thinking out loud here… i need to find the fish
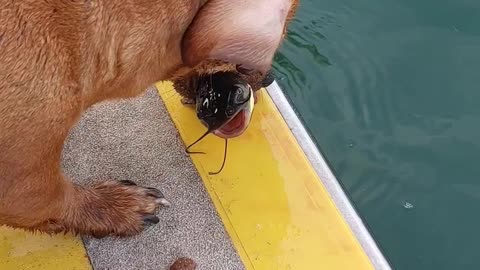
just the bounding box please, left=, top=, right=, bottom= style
left=185, top=71, right=257, bottom=175
left=196, top=71, right=255, bottom=138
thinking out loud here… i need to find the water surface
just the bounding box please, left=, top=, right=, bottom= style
left=273, top=1, right=480, bottom=269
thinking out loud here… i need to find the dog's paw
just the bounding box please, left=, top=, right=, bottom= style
left=74, top=180, right=170, bottom=238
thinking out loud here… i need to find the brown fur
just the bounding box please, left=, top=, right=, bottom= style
left=0, top=0, right=298, bottom=237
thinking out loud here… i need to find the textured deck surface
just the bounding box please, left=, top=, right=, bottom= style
left=62, top=88, right=244, bottom=270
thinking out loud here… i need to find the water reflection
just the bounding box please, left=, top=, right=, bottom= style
left=273, top=0, right=480, bottom=269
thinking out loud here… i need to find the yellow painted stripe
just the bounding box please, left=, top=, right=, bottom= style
left=0, top=226, right=91, bottom=270
left=156, top=81, right=374, bottom=270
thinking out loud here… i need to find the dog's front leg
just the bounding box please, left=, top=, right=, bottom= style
left=1, top=168, right=169, bottom=237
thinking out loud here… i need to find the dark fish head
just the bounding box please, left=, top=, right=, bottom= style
left=196, top=71, right=254, bottom=138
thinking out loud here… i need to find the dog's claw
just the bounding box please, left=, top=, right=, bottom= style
left=146, top=187, right=164, bottom=198
left=146, top=187, right=170, bottom=207
left=119, top=180, right=137, bottom=186
left=156, top=198, right=171, bottom=207
left=119, top=180, right=170, bottom=207
left=143, top=215, right=160, bottom=225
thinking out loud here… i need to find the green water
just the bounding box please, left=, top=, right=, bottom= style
left=273, top=1, right=480, bottom=269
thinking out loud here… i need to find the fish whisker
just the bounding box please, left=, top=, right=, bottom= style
left=185, top=130, right=211, bottom=154
left=208, top=138, right=228, bottom=175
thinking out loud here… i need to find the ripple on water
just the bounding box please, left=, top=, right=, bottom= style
left=273, top=0, right=480, bottom=269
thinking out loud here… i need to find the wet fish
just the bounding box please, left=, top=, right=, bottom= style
left=185, top=70, right=274, bottom=174
left=185, top=71, right=254, bottom=175
left=197, top=71, right=255, bottom=138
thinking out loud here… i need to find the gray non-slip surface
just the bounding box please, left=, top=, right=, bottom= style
left=61, top=88, right=244, bottom=270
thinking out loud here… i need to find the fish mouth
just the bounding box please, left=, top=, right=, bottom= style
left=213, top=89, right=255, bottom=139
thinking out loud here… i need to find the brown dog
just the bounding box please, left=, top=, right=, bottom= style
left=0, top=0, right=298, bottom=238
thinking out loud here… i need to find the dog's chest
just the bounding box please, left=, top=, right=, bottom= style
left=162, top=0, right=205, bottom=34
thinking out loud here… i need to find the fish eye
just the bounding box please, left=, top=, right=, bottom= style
left=232, top=84, right=251, bottom=104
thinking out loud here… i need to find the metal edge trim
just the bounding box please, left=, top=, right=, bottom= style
left=265, top=81, right=392, bottom=270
